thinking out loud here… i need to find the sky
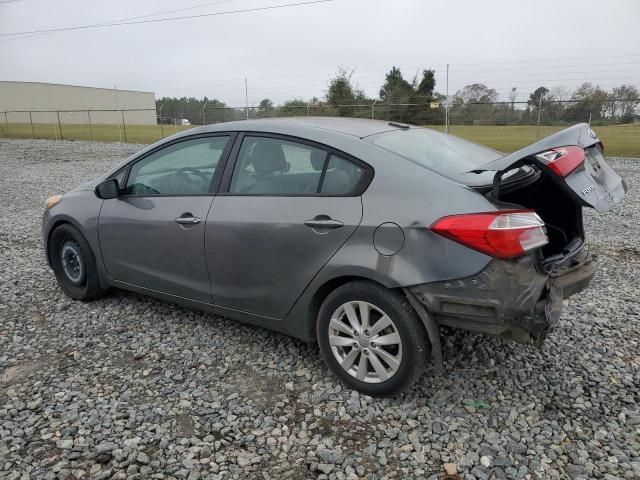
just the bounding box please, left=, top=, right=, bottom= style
left=1, top=0, right=639, bottom=106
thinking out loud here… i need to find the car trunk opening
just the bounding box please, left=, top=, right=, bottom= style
left=471, top=123, right=626, bottom=264
left=492, top=169, right=584, bottom=262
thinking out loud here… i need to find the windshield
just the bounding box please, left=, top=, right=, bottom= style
left=367, top=128, right=502, bottom=180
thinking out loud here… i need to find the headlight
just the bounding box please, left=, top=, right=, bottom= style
left=46, top=195, right=62, bottom=209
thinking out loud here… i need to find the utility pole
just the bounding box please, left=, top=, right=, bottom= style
left=244, top=78, right=249, bottom=119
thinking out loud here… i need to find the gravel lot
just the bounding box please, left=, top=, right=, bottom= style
left=1, top=138, right=639, bottom=480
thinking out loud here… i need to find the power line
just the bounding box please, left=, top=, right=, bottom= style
left=5, top=0, right=239, bottom=41
left=0, top=0, right=333, bottom=37
left=451, top=53, right=640, bottom=66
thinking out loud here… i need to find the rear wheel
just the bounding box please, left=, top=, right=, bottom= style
left=317, top=281, right=428, bottom=396
left=50, top=224, right=106, bottom=301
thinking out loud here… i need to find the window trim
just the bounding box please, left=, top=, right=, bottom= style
left=111, top=132, right=237, bottom=198
left=218, top=131, right=374, bottom=197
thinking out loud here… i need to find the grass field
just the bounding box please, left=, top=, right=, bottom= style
left=0, top=122, right=193, bottom=145
left=433, top=123, right=640, bottom=157
left=1, top=121, right=639, bottom=157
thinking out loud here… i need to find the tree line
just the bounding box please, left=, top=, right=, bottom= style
left=156, top=67, right=640, bottom=126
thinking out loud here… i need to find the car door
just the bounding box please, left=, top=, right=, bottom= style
left=205, top=134, right=369, bottom=319
left=98, top=134, right=234, bottom=303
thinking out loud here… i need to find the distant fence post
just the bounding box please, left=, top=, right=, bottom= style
left=57, top=111, right=63, bottom=140
left=121, top=110, right=128, bottom=143
left=202, top=101, right=208, bottom=125
left=87, top=110, right=93, bottom=141
left=29, top=111, right=35, bottom=138
left=4, top=112, right=9, bottom=137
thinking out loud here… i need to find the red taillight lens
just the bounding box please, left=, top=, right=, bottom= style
left=430, top=210, right=548, bottom=259
left=536, top=146, right=585, bottom=177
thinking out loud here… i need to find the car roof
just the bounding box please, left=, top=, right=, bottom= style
left=189, top=116, right=408, bottom=139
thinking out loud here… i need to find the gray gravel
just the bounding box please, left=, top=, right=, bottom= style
left=1, top=138, right=639, bottom=480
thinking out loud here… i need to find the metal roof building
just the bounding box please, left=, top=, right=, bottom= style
left=0, top=81, right=156, bottom=125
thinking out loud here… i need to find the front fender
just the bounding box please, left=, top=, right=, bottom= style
left=42, top=190, right=109, bottom=287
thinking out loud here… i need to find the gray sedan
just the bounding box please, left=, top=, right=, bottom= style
left=42, top=117, right=626, bottom=396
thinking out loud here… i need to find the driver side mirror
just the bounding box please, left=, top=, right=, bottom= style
left=95, top=179, right=120, bottom=199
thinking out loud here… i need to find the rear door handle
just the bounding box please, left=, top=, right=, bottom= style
left=175, top=215, right=201, bottom=225
left=304, top=217, right=344, bottom=229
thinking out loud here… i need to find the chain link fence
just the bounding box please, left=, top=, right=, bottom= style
left=2, top=99, right=638, bottom=155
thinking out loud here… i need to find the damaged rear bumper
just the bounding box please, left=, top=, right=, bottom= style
left=405, top=248, right=595, bottom=345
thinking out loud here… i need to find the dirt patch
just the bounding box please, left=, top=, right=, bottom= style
left=1, top=360, right=47, bottom=384
left=226, top=364, right=286, bottom=409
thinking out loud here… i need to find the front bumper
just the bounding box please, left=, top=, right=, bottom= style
left=406, top=249, right=595, bottom=345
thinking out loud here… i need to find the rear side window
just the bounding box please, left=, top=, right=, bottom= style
left=229, top=136, right=370, bottom=196
left=368, top=128, right=501, bottom=178
left=320, top=155, right=364, bottom=194
left=230, top=137, right=325, bottom=194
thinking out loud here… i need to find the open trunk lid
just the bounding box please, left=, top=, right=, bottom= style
left=472, top=123, right=627, bottom=213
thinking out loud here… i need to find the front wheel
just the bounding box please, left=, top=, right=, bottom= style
left=49, top=224, right=107, bottom=301
left=316, top=281, right=429, bottom=396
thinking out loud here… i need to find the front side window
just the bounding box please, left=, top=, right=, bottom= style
left=110, top=167, right=128, bottom=188
left=229, top=136, right=327, bottom=195
left=124, top=136, right=229, bottom=196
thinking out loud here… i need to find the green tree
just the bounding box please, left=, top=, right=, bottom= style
left=379, top=66, right=414, bottom=103
left=378, top=67, right=414, bottom=123
left=456, top=84, right=499, bottom=103
left=528, top=86, right=549, bottom=110
left=611, top=85, right=640, bottom=122
left=278, top=99, right=307, bottom=117
left=415, top=69, right=435, bottom=97
left=257, top=98, right=275, bottom=118
left=326, top=68, right=361, bottom=116
left=452, top=84, right=498, bottom=124
left=155, top=96, right=227, bottom=125
left=563, top=82, right=608, bottom=122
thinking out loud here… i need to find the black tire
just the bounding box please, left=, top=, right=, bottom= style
left=49, top=223, right=106, bottom=301
left=316, top=280, right=429, bottom=397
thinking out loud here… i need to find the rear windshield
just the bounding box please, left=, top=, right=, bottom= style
left=367, top=128, right=502, bottom=179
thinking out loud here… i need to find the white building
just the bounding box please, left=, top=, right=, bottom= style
left=0, top=81, right=157, bottom=125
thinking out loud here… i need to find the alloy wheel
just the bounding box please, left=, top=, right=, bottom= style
left=328, top=301, right=403, bottom=383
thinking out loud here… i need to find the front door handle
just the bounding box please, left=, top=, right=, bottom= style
left=304, top=216, right=344, bottom=230
left=175, top=215, right=201, bottom=225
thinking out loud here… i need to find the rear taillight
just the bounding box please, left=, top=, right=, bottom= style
left=430, top=210, right=548, bottom=259
left=536, top=145, right=585, bottom=177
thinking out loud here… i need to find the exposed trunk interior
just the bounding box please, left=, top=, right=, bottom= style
left=491, top=168, right=584, bottom=263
